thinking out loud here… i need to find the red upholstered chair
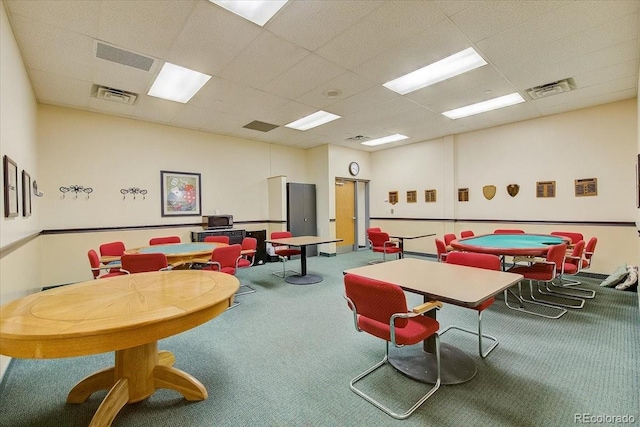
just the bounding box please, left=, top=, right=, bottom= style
left=120, top=253, right=171, bottom=274
left=434, top=238, right=448, bottom=262
left=236, top=237, right=257, bottom=295
left=204, top=235, right=230, bottom=244
left=551, top=240, right=595, bottom=299
left=508, top=243, right=579, bottom=317
left=443, top=233, right=456, bottom=246
left=87, top=250, right=127, bottom=279
left=99, top=241, right=126, bottom=273
left=550, top=231, right=584, bottom=244
left=368, top=231, right=402, bottom=264
left=460, top=230, right=475, bottom=238
left=344, top=273, right=442, bottom=420
left=581, top=237, right=598, bottom=272
left=493, top=229, right=525, bottom=234
left=444, top=252, right=501, bottom=358
left=270, top=231, right=301, bottom=278
left=202, top=244, right=242, bottom=309
left=366, top=227, right=396, bottom=249
left=149, top=236, right=181, bottom=245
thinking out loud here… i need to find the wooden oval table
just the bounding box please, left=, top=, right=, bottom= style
left=0, top=270, right=239, bottom=427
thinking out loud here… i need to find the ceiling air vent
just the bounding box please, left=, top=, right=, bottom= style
left=243, top=120, right=279, bottom=132
left=95, top=41, right=155, bottom=72
left=346, top=135, right=371, bottom=143
left=93, top=85, right=138, bottom=105
left=526, top=78, right=576, bottom=100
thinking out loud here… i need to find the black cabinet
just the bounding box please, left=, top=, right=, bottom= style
left=245, top=230, right=267, bottom=265
left=287, top=183, right=317, bottom=257
left=191, top=229, right=245, bottom=245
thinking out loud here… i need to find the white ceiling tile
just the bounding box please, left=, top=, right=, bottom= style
left=218, top=31, right=309, bottom=89
left=6, top=0, right=101, bottom=37
left=97, top=0, right=197, bottom=58
left=29, top=70, right=92, bottom=108
left=433, top=0, right=479, bottom=17
left=315, top=1, right=447, bottom=69
left=295, top=72, right=377, bottom=110
left=165, top=1, right=262, bottom=76
left=327, top=86, right=399, bottom=117
left=267, top=1, right=385, bottom=51
left=262, top=54, right=346, bottom=100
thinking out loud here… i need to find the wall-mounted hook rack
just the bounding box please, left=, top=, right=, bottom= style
left=32, top=180, right=44, bottom=197
left=120, top=187, right=147, bottom=200
left=60, top=185, right=93, bottom=199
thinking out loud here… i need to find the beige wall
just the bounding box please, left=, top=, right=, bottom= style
left=370, top=100, right=638, bottom=274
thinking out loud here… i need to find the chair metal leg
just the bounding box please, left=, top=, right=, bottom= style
left=236, top=284, right=256, bottom=296
left=530, top=280, right=585, bottom=309
left=439, top=310, right=498, bottom=359
left=349, top=338, right=441, bottom=420
left=551, top=277, right=596, bottom=299
left=272, top=256, right=299, bottom=278
left=503, top=288, right=567, bottom=319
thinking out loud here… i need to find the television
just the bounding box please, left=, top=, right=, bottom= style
left=203, top=215, right=233, bottom=230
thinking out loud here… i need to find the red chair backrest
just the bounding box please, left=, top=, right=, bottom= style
left=149, top=236, right=181, bottom=245
left=584, top=237, right=597, bottom=260
left=271, top=231, right=292, bottom=240
left=121, top=253, right=168, bottom=274
left=565, top=240, right=585, bottom=267
left=368, top=231, right=390, bottom=247
left=204, top=235, right=230, bottom=244
left=446, top=251, right=501, bottom=271
left=366, top=227, right=381, bottom=239
left=460, top=230, right=475, bottom=238
left=344, top=273, right=409, bottom=330
left=443, top=233, right=457, bottom=246
left=493, top=229, right=525, bottom=234
left=211, top=244, right=242, bottom=274
left=550, top=231, right=584, bottom=244
left=87, top=249, right=101, bottom=279
left=546, top=244, right=568, bottom=275
left=241, top=237, right=257, bottom=251
left=434, top=238, right=447, bottom=261
left=99, top=241, right=125, bottom=257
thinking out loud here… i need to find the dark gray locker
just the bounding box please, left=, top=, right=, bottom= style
left=287, top=183, right=317, bottom=257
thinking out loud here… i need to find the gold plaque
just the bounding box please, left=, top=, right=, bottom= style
left=507, top=184, right=519, bottom=197
left=482, top=185, right=496, bottom=200
left=458, top=188, right=469, bottom=202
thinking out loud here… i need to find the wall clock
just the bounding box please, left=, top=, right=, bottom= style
left=348, top=161, right=360, bottom=176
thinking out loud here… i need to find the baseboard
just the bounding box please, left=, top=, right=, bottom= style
left=319, top=252, right=336, bottom=257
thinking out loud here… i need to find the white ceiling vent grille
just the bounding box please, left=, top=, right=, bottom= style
left=95, top=41, right=155, bottom=72
left=93, top=85, right=138, bottom=105
left=526, top=78, right=576, bottom=100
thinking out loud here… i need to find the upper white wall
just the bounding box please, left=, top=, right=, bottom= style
left=36, top=105, right=309, bottom=230
left=0, top=0, right=39, bottom=246
left=370, top=99, right=637, bottom=223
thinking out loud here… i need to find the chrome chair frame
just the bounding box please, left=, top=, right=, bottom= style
left=345, top=295, right=441, bottom=420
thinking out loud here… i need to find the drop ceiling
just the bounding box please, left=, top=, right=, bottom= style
left=4, top=0, right=639, bottom=151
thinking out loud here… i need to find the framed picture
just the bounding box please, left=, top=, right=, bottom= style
left=22, top=170, right=31, bottom=217
left=160, top=170, right=201, bottom=217
left=3, top=155, right=18, bottom=218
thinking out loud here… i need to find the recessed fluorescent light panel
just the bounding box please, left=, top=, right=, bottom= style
left=148, top=62, right=211, bottom=103
left=210, top=0, right=288, bottom=26
left=383, top=48, right=487, bottom=95
left=361, top=134, right=409, bottom=147
left=442, top=93, right=525, bottom=119
left=285, top=111, right=341, bottom=131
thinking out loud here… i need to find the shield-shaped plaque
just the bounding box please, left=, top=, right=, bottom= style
left=483, top=185, right=496, bottom=200
left=507, top=184, right=520, bottom=197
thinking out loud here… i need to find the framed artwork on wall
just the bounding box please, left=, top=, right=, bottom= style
left=160, top=170, right=201, bottom=217
left=22, top=170, right=31, bottom=217
left=3, top=155, right=19, bottom=218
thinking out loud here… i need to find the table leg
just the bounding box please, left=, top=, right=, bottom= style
left=285, top=246, right=323, bottom=285
left=388, top=297, right=477, bottom=385
left=398, top=238, right=404, bottom=259
left=68, top=342, right=207, bottom=427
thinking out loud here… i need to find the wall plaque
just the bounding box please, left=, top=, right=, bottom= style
left=574, top=178, right=597, bottom=197
left=536, top=181, right=555, bottom=198
left=425, top=189, right=436, bottom=203
left=458, top=188, right=469, bottom=202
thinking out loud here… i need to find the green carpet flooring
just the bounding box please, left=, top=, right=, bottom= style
left=0, top=251, right=638, bottom=427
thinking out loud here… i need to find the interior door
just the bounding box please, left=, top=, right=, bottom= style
left=335, top=180, right=355, bottom=254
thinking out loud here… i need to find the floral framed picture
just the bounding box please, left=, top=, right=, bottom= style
left=22, top=170, right=31, bottom=217
left=160, top=170, right=201, bottom=217
left=3, top=155, right=18, bottom=218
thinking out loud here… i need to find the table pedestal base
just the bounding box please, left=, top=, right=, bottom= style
left=67, top=343, right=206, bottom=427
left=285, top=273, right=323, bottom=285
left=389, top=342, right=476, bottom=385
